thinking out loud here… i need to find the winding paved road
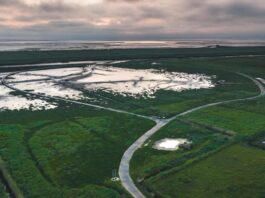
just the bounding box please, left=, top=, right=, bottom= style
left=118, top=73, right=265, bottom=198
left=1, top=68, right=265, bottom=198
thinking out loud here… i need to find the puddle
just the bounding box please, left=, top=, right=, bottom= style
left=111, top=177, right=120, bottom=182
left=153, top=138, right=192, bottom=151
left=152, top=62, right=160, bottom=65
left=111, top=60, right=128, bottom=64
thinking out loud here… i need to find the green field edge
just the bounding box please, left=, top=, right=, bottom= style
left=0, top=157, right=24, bottom=198
left=2, top=47, right=265, bottom=67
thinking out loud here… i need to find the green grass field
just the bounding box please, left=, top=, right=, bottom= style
left=0, top=104, right=154, bottom=197
left=1, top=47, right=265, bottom=67
left=130, top=120, right=231, bottom=181
left=130, top=96, right=265, bottom=197
left=0, top=182, right=8, bottom=198
left=0, top=49, right=265, bottom=197
left=61, top=56, right=262, bottom=118
left=83, top=55, right=265, bottom=118
left=146, top=144, right=265, bottom=198
left=126, top=54, right=265, bottom=197
left=184, top=98, right=265, bottom=137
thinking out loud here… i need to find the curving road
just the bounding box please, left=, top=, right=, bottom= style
left=1, top=68, right=265, bottom=198
left=118, top=73, right=265, bottom=198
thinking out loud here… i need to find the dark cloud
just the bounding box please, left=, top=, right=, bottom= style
left=0, top=0, right=265, bottom=40
left=204, top=2, right=265, bottom=19
left=37, top=2, right=74, bottom=13
left=180, top=1, right=265, bottom=32
left=139, top=5, right=166, bottom=19
left=0, top=0, right=20, bottom=5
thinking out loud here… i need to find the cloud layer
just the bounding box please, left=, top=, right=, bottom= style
left=1, top=0, right=265, bottom=40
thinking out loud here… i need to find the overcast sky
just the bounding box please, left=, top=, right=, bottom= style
left=1, top=0, right=265, bottom=40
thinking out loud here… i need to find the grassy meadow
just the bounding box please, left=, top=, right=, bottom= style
left=1, top=47, right=265, bottom=67
left=131, top=97, right=265, bottom=197
left=130, top=120, right=232, bottom=192
left=146, top=144, right=265, bottom=198
left=127, top=54, right=265, bottom=197
left=0, top=104, right=154, bottom=197
left=0, top=48, right=265, bottom=197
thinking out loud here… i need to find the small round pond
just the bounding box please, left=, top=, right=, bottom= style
left=153, top=138, right=192, bottom=151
